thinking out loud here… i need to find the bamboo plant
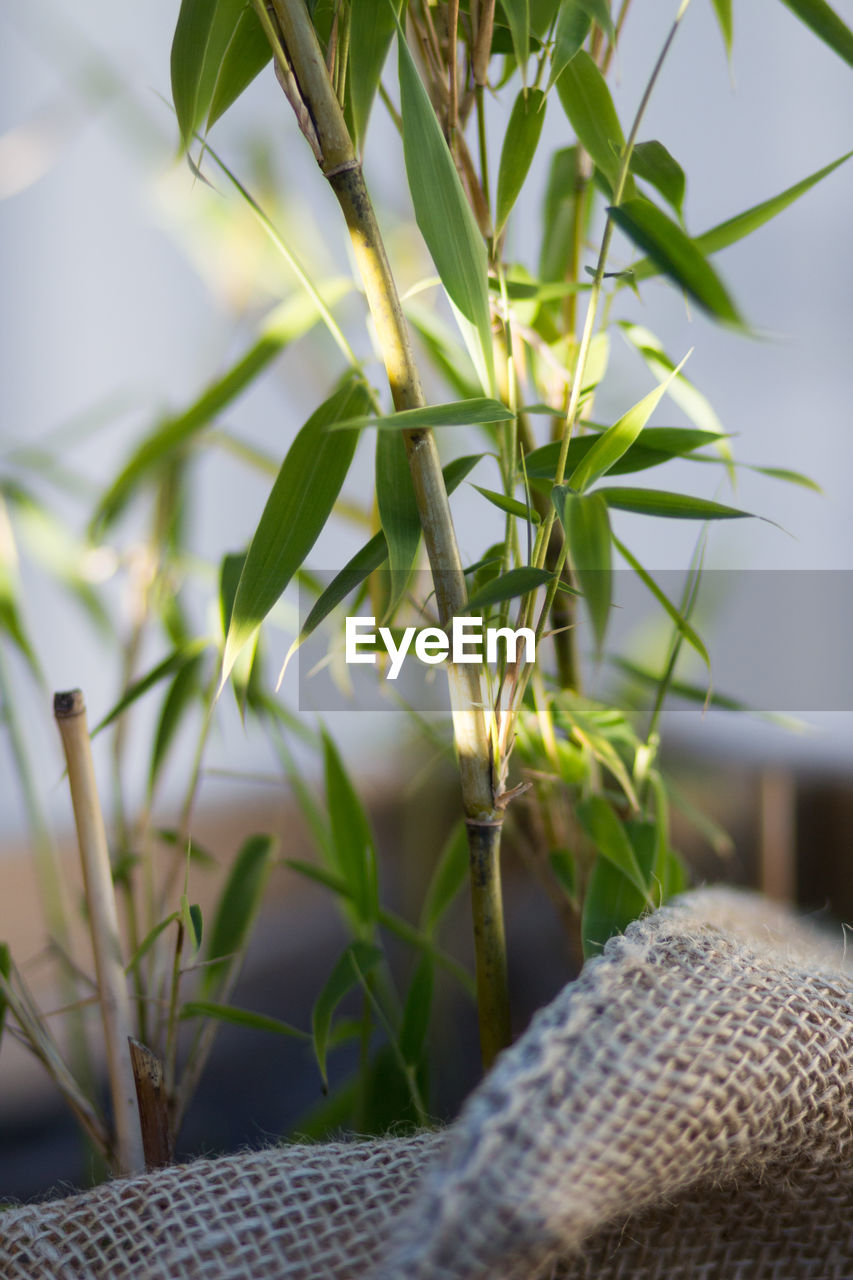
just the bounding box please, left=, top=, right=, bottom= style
left=0, top=0, right=850, bottom=1177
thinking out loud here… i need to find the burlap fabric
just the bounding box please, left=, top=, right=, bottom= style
left=3, top=887, right=853, bottom=1278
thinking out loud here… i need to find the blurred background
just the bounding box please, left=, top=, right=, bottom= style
left=1, top=0, right=852, bottom=1201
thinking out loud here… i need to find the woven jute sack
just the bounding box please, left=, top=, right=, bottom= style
left=3, top=887, right=853, bottom=1279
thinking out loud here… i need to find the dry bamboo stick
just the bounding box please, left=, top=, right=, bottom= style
left=54, top=689, right=145, bottom=1175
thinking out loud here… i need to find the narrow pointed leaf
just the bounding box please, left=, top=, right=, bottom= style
left=496, top=89, right=547, bottom=233
left=629, top=152, right=853, bottom=283
left=502, top=0, right=531, bottom=77
left=549, top=7, right=591, bottom=88
left=171, top=0, right=250, bottom=149
left=472, top=485, right=541, bottom=524
left=201, top=834, right=277, bottom=997
left=710, top=0, right=733, bottom=55
left=329, top=398, right=513, bottom=431
left=555, top=488, right=612, bottom=655
left=630, top=140, right=686, bottom=217
left=223, top=376, right=370, bottom=684
left=619, top=323, right=726, bottom=437
left=95, top=292, right=346, bottom=530
left=597, top=487, right=755, bottom=519
left=525, top=427, right=723, bottom=480
left=376, top=430, right=420, bottom=614
left=568, top=355, right=689, bottom=492
left=398, top=32, right=494, bottom=387
left=323, top=731, right=379, bottom=927
left=576, top=794, right=651, bottom=899
left=312, top=941, right=384, bottom=1088
left=206, top=6, right=273, bottom=129
left=348, top=0, right=398, bottom=147
left=610, top=198, right=741, bottom=324
left=148, top=650, right=207, bottom=799
left=289, top=455, right=483, bottom=659
left=465, top=565, right=553, bottom=612
left=181, top=1000, right=310, bottom=1039
left=555, top=50, right=633, bottom=197
left=777, top=0, right=853, bottom=67
left=125, top=913, right=180, bottom=977
left=92, top=640, right=210, bottom=737
left=612, top=534, right=710, bottom=671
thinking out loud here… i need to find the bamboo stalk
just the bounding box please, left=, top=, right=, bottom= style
left=266, top=0, right=511, bottom=1064
left=54, top=689, right=145, bottom=1175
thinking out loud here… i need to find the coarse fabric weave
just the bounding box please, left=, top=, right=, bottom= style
left=3, top=887, right=853, bottom=1279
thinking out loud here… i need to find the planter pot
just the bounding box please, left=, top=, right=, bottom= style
left=3, top=887, right=852, bottom=1278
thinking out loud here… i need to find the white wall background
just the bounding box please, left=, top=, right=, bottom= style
left=1, top=0, right=853, bottom=843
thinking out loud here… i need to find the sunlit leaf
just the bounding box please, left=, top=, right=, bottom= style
left=526, top=427, right=725, bottom=480
left=610, top=198, right=741, bottom=324
left=312, top=940, right=383, bottom=1088
left=349, top=0, right=399, bottom=147
left=201, top=833, right=277, bottom=997
left=398, top=30, right=494, bottom=388
left=222, top=376, right=370, bottom=685
left=568, top=354, right=689, bottom=492
left=496, top=89, right=547, bottom=233
left=710, top=0, right=733, bottom=55
left=171, top=0, right=254, bottom=149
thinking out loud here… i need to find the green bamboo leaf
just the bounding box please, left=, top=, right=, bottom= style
left=496, top=89, right=547, bottom=233
left=609, top=198, right=741, bottom=324
left=502, top=0, right=531, bottom=79
left=329, top=398, right=513, bottom=431
left=611, top=534, right=711, bottom=672
left=404, top=300, right=481, bottom=400
left=710, top=0, right=733, bottom=55
left=628, top=153, right=853, bottom=284
left=92, top=639, right=210, bottom=737
left=312, top=941, right=384, bottom=1088
left=420, top=820, right=469, bottom=934
left=283, top=454, right=484, bottom=674
left=399, top=953, right=434, bottom=1067
left=619, top=323, right=726, bottom=438
left=777, top=0, right=853, bottom=67
left=323, top=730, right=379, bottom=928
left=148, top=651, right=207, bottom=799
left=376, top=430, right=420, bottom=617
left=568, top=354, right=689, bottom=492
left=0, top=544, right=41, bottom=683
left=576, top=795, right=650, bottom=899
left=125, top=913, right=180, bottom=977
left=548, top=849, right=578, bottom=904
left=180, top=894, right=204, bottom=954
left=555, top=488, right=612, bottom=655
left=597, top=487, right=755, bottom=520
left=465, top=565, right=554, bottom=612
left=201, top=833, right=277, bottom=997
left=181, top=1000, right=310, bottom=1040
left=749, top=465, right=821, bottom=492
left=581, top=856, right=646, bottom=959
left=555, top=50, right=633, bottom=197
left=95, top=291, right=347, bottom=531
left=285, top=858, right=350, bottom=900
left=472, top=485, right=541, bottom=524
left=630, top=140, right=686, bottom=217
left=549, top=7, right=591, bottom=89
left=349, top=0, right=399, bottom=147
left=398, top=30, right=494, bottom=389
left=525, top=427, right=723, bottom=480
left=171, top=0, right=249, bottom=150
left=222, top=376, right=371, bottom=685
left=206, top=5, right=273, bottom=129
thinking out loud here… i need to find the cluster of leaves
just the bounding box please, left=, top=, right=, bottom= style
left=1, top=0, right=850, bottom=1172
